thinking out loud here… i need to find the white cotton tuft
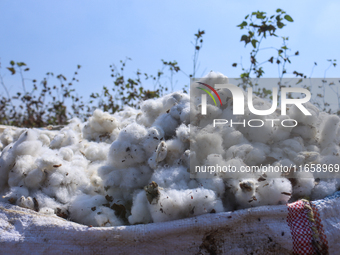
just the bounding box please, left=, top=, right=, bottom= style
left=148, top=187, right=224, bottom=223
left=128, top=190, right=153, bottom=224
left=17, top=196, right=35, bottom=210
left=82, top=109, right=119, bottom=142
left=319, top=115, right=340, bottom=148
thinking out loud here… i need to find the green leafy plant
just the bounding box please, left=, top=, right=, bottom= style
left=232, top=9, right=339, bottom=114
left=0, top=61, right=85, bottom=127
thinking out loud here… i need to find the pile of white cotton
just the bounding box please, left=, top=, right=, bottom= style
left=0, top=72, right=339, bottom=227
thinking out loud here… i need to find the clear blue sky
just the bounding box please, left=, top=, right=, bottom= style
left=1, top=0, right=339, bottom=101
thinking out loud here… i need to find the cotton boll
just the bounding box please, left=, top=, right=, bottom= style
left=243, top=94, right=278, bottom=137
left=198, top=71, right=229, bottom=89
left=291, top=172, right=315, bottom=200
left=179, top=101, right=191, bottom=124
left=298, top=151, right=320, bottom=163
left=67, top=118, right=83, bottom=133
left=87, top=165, right=104, bottom=192
left=175, top=124, right=190, bottom=144
left=35, top=151, right=63, bottom=172
left=42, top=161, right=92, bottom=203
left=169, top=103, right=183, bottom=120
left=97, top=164, right=116, bottom=180
left=128, top=190, right=153, bottom=224
left=218, top=99, right=238, bottom=123
left=117, top=107, right=141, bottom=126
left=7, top=155, right=35, bottom=188
left=287, top=102, right=319, bottom=126
left=94, top=206, right=123, bottom=227
left=291, top=125, right=317, bottom=141
left=138, top=91, right=186, bottom=127
left=163, top=92, right=184, bottom=111
left=307, top=145, right=320, bottom=153
left=34, top=191, right=65, bottom=212
left=198, top=105, right=223, bottom=128
left=271, top=116, right=294, bottom=143
left=226, top=144, right=261, bottom=165
left=69, top=194, right=111, bottom=226
left=190, top=128, right=224, bottom=167
left=0, top=128, right=15, bottom=148
left=118, top=123, right=148, bottom=142
left=221, top=158, right=249, bottom=179
left=101, top=165, right=152, bottom=201
left=179, top=150, right=190, bottom=169
left=70, top=153, right=89, bottom=170
left=118, top=165, right=153, bottom=191
left=38, top=133, right=51, bottom=146
left=17, top=196, right=35, bottom=210
left=234, top=179, right=257, bottom=209
left=163, top=139, right=185, bottom=166
left=311, top=179, right=338, bottom=200
left=244, top=142, right=270, bottom=166
left=151, top=166, right=191, bottom=190
left=2, top=186, right=29, bottom=202
left=0, top=128, right=24, bottom=148
left=138, top=98, right=164, bottom=127
left=220, top=126, right=244, bottom=149
left=319, top=115, right=340, bottom=148
left=148, top=141, right=167, bottom=169
left=8, top=129, right=42, bottom=157
left=49, top=133, right=66, bottom=149
left=272, top=159, right=296, bottom=176
left=59, top=147, right=74, bottom=161
left=39, top=129, right=58, bottom=141
left=198, top=178, right=225, bottom=197
left=49, top=128, right=80, bottom=149
left=232, top=175, right=292, bottom=209
left=107, top=124, right=148, bottom=169
left=153, top=113, right=179, bottom=137
left=204, top=153, right=225, bottom=166
left=202, top=154, right=232, bottom=179
left=82, top=109, right=119, bottom=142
left=215, top=86, right=233, bottom=110
left=292, top=154, right=306, bottom=166
left=15, top=140, right=43, bottom=157
left=316, top=155, right=340, bottom=179
left=108, top=140, right=145, bottom=168
left=256, top=178, right=292, bottom=205
left=43, top=182, right=69, bottom=204
left=148, top=188, right=224, bottom=223
left=142, top=126, right=165, bottom=158
left=320, top=143, right=340, bottom=156
left=318, top=154, right=340, bottom=166
left=240, top=117, right=274, bottom=144
left=83, top=142, right=110, bottom=162
left=25, top=168, right=45, bottom=189
left=100, top=168, right=119, bottom=190
left=281, top=137, right=305, bottom=153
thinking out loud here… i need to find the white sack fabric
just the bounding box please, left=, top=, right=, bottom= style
left=1, top=192, right=340, bottom=254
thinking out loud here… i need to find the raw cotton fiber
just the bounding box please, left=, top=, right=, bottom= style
left=1, top=72, right=339, bottom=226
